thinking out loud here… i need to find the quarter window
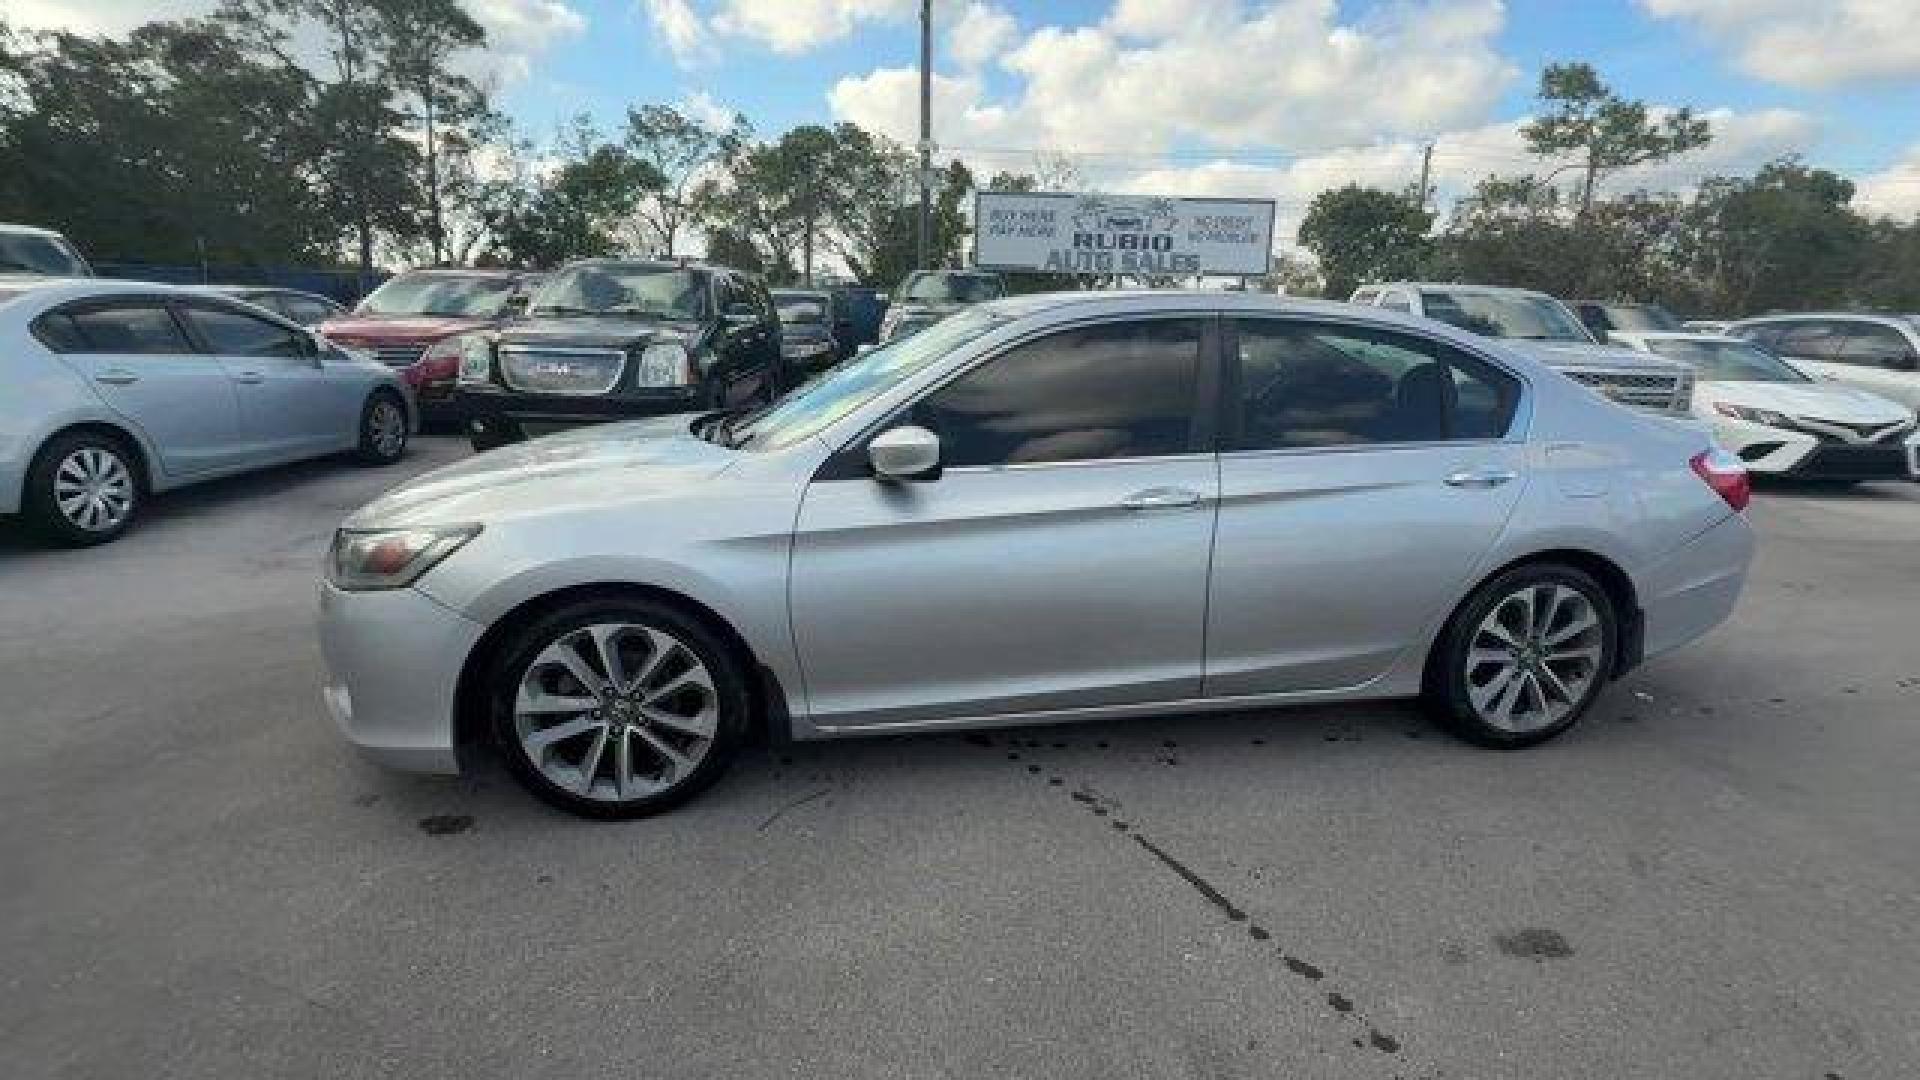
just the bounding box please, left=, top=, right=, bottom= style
left=183, top=305, right=309, bottom=357
left=1229, top=320, right=1518, bottom=450
left=54, top=303, right=193, bottom=354
left=910, top=318, right=1205, bottom=467
left=1830, top=323, right=1916, bottom=368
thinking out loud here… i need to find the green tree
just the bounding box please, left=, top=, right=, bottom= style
left=493, top=117, right=664, bottom=267
left=1296, top=185, right=1433, bottom=299
left=380, top=0, right=488, bottom=265
left=1522, top=62, right=1711, bottom=214
left=622, top=103, right=749, bottom=258
left=1683, top=158, right=1870, bottom=316
left=0, top=19, right=336, bottom=265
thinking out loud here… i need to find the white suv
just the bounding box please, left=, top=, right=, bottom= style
left=0, top=223, right=92, bottom=279
left=1726, top=312, right=1920, bottom=411
left=1352, top=282, right=1695, bottom=416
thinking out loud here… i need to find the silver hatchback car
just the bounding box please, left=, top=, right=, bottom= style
left=1, top=279, right=413, bottom=545
left=321, top=292, right=1754, bottom=818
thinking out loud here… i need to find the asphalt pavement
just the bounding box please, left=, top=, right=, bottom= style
left=3, top=437, right=1917, bottom=1080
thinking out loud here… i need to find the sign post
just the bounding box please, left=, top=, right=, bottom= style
left=973, top=192, right=1276, bottom=278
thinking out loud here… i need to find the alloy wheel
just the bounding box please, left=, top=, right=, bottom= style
left=1464, top=582, right=1605, bottom=733
left=513, top=622, right=719, bottom=801
left=369, top=398, right=406, bottom=457
left=52, top=447, right=134, bottom=533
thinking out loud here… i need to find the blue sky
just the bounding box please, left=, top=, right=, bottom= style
left=22, top=0, right=1920, bottom=223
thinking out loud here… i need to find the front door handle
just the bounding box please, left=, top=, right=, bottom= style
left=1445, top=468, right=1519, bottom=489
left=94, top=369, right=139, bottom=386
left=1120, top=486, right=1203, bottom=511
left=233, top=371, right=265, bottom=385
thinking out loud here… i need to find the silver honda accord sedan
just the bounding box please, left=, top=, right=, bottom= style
left=320, top=291, right=1754, bottom=818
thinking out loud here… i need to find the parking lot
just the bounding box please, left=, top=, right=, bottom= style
left=2, top=435, right=1917, bottom=1080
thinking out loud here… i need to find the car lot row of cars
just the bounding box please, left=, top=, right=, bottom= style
left=1348, top=282, right=1920, bottom=483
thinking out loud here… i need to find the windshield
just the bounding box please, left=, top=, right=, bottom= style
left=1421, top=291, right=1590, bottom=342
left=532, top=265, right=706, bottom=319
left=1599, top=305, right=1681, bottom=332
left=734, top=307, right=1005, bottom=453
left=773, top=293, right=827, bottom=323
left=0, top=233, right=87, bottom=276
left=1647, top=339, right=1810, bottom=383
left=900, top=272, right=1003, bottom=304
left=359, top=274, right=516, bottom=318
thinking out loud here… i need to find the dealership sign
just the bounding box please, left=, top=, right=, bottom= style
left=974, top=192, right=1276, bottom=276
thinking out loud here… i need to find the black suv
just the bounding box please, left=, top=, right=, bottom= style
left=457, top=259, right=784, bottom=451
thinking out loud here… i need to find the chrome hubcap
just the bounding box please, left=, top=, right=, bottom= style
left=514, top=622, right=718, bottom=801
left=1465, top=583, right=1604, bottom=733
left=369, top=400, right=405, bottom=456
left=52, top=447, right=134, bottom=531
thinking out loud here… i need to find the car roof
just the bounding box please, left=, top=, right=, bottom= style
left=1615, top=331, right=1745, bottom=343
left=1373, top=281, right=1556, bottom=299
left=1732, top=311, right=1916, bottom=325
left=389, top=267, right=528, bottom=279
left=0, top=277, right=279, bottom=308
left=0, top=222, right=67, bottom=238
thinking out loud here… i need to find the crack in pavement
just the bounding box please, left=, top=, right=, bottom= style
left=963, top=732, right=1427, bottom=1075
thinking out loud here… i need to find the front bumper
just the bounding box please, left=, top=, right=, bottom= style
left=318, top=581, right=485, bottom=774
left=1710, top=419, right=1917, bottom=478
left=458, top=384, right=702, bottom=447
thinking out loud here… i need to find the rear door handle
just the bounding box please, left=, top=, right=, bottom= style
left=233, top=371, right=265, bottom=385
left=94, top=369, right=138, bottom=386
left=1445, top=468, right=1518, bottom=489
left=1120, top=486, right=1203, bottom=511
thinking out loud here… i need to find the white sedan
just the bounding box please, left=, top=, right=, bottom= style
left=1614, top=332, right=1918, bottom=481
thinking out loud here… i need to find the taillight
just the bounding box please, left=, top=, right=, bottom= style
left=1690, top=447, right=1751, bottom=513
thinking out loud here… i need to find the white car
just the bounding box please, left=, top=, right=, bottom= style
left=0, top=222, right=92, bottom=278
left=1728, top=312, right=1920, bottom=411
left=1349, top=282, right=1696, bottom=416
left=1614, top=332, right=1918, bottom=481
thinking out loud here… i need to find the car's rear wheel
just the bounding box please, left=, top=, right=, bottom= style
left=489, top=597, right=750, bottom=818
left=356, top=391, right=408, bottom=466
left=1427, top=563, right=1616, bottom=748
left=24, top=431, right=141, bottom=547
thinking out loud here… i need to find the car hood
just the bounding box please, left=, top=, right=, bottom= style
left=501, top=316, right=700, bottom=350
left=343, top=416, right=735, bottom=530
left=1510, top=340, right=1684, bottom=371
left=1698, top=380, right=1913, bottom=423
left=319, top=314, right=490, bottom=342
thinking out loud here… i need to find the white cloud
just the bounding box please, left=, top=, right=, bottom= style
left=1071, top=106, right=1820, bottom=253
left=640, top=0, right=714, bottom=66
left=1857, top=144, right=1920, bottom=221
left=680, top=89, right=737, bottom=131
left=711, top=0, right=913, bottom=54
left=833, top=0, right=1517, bottom=159
left=950, top=2, right=1017, bottom=71
left=1639, top=0, right=1920, bottom=88
left=8, top=0, right=584, bottom=87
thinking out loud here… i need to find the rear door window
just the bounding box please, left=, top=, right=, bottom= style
left=1830, top=322, right=1917, bottom=368
left=59, top=303, right=194, bottom=354
left=182, top=304, right=310, bottom=357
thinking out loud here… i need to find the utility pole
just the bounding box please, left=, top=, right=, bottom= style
left=916, top=0, right=932, bottom=271
left=1417, top=141, right=1434, bottom=210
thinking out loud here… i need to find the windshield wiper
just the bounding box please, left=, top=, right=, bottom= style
left=532, top=304, right=596, bottom=317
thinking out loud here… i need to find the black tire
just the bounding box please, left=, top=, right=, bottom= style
left=22, top=430, right=141, bottom=547
left=489, top=596, right=751, bottom=819
left=1424, top=562, right=1617, bottom=749
left=356, top=391, right=409, bottom=466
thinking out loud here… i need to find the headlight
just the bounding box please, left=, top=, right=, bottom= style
left=327, top=525, right=480, bottom=591
left=1711, top=402, right=1791, bottom=427
left=636, top=341, right=693, bottom=387
left=456, top=334, right=494, bottom=384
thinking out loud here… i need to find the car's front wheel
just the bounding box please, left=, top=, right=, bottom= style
left=23, top=432, right=141, bottom=546
left=1427, top=563, right=1616, bottom=748
left=489, top=597, right=750, bottom=818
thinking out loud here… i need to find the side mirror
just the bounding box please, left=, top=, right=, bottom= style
left=303, top=331, right=326, bottom=365
left=723, top=302, right=758, bottom=325
left=868, top=425, right=941, bottom=482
